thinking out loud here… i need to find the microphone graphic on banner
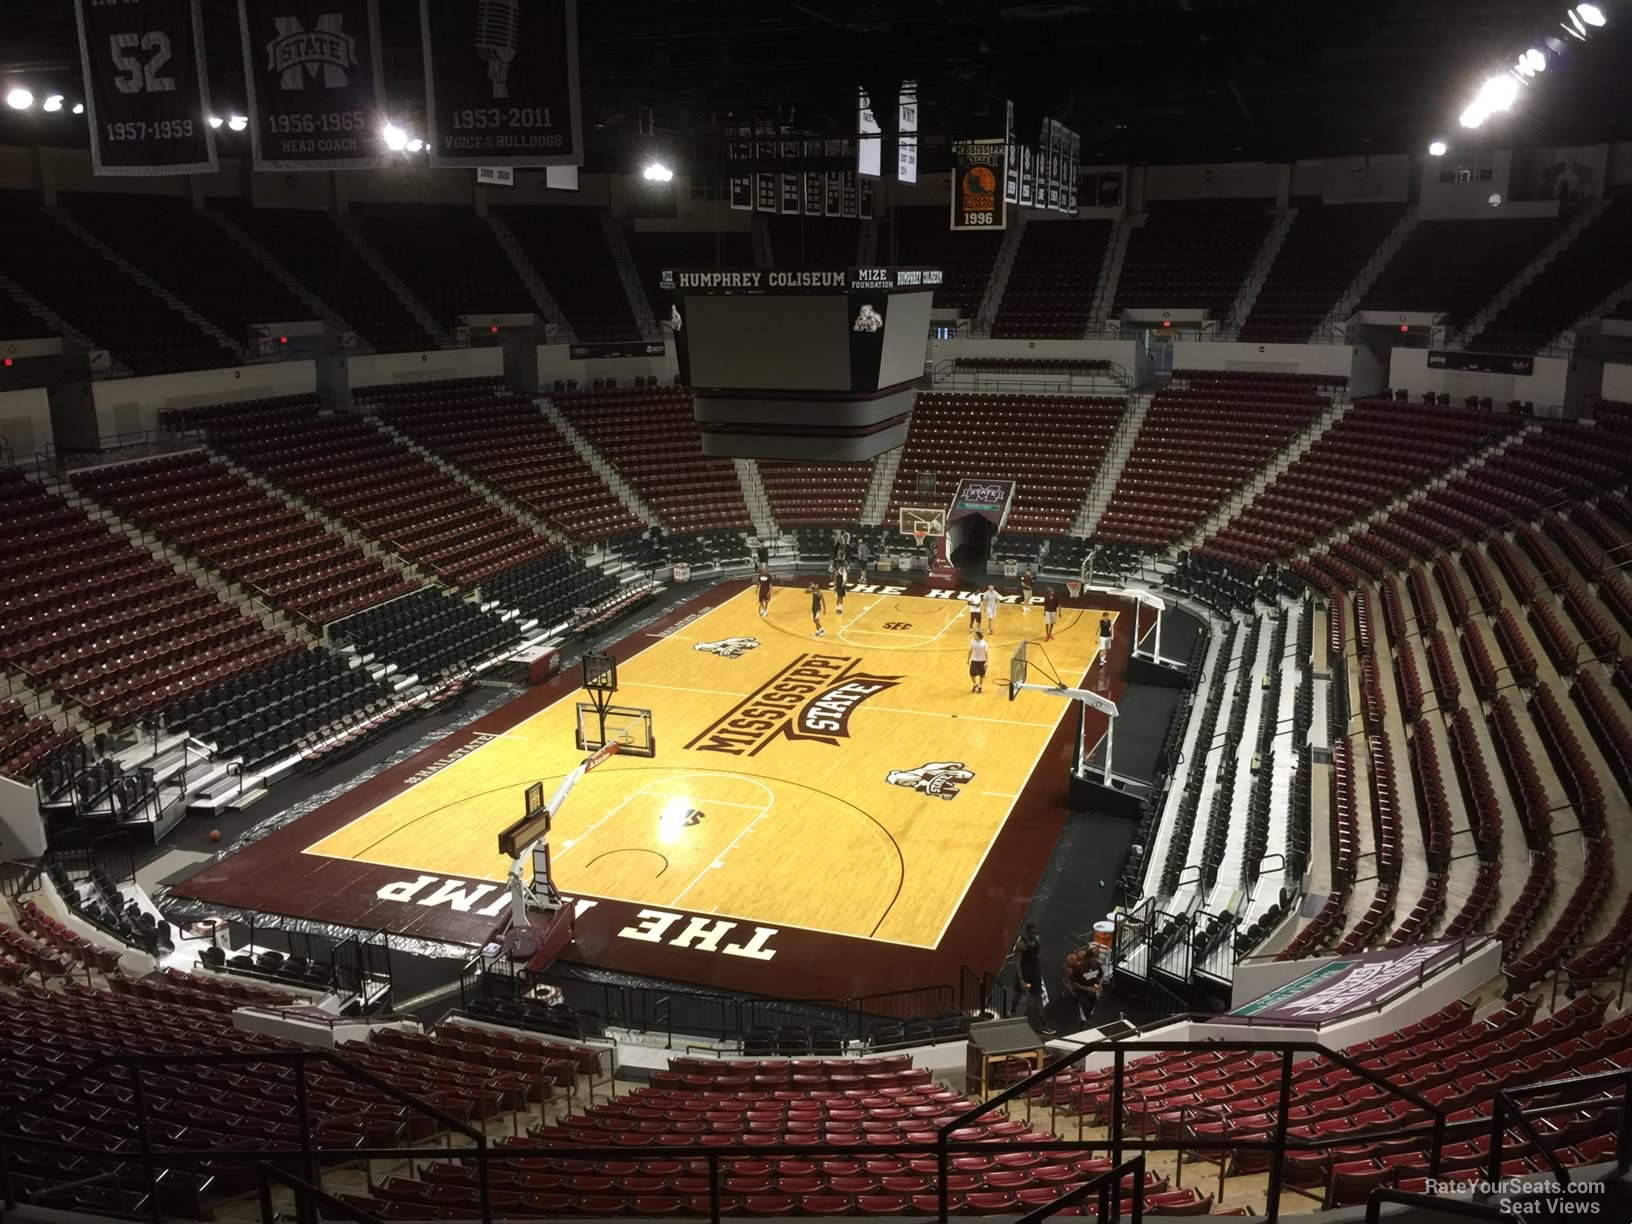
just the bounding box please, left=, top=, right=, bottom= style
left=475, top=0, right=521, bottom=99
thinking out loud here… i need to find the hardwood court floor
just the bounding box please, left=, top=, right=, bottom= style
left=306, top=586, right=1115, bottom=950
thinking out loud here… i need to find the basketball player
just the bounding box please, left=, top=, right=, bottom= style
left=982, top=583, right=1000, bottom=635
left=1042, top=585, right=1060, bottom=642
left=1020, top=568, right=1035, bottom=613
left=966, top=587, right=983, bottom=632
left=757, top=566, right=772, bottom=618
left=969, top=629, right=989, bottom=693
left=833, top=566, right=847, bottom=616
left=1099, top=612, right=1114, bottom=663
left=809, top=582, right=826, bottom=638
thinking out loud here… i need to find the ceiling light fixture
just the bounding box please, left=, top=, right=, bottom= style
left=227, top=114, right=248, bottom=131
left=1576, top=4, right=1606, bottom=26
left=642, top=162, right=674, bottom=182
left=43, top=94, right=63, bottom=113
left=382, top=123, right=408, bottom=151
left=5, top=88, right=34, bottom=111
left=406, top=138, right=424, bottom=153
left=207, top=115, right=223, bottom=128
left=1429, top=140, right=1448, bottom=156
left=71, top=102, right=84, bottom=115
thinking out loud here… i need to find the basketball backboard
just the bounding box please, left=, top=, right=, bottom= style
left=1008, top=639, right=1029, bottom=702
left=575, top=702, right=656, bottom=757
left=899, top=506, right=947, bottom=540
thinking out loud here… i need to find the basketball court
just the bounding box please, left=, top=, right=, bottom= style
left=172, top=576, right=1129, bottom=998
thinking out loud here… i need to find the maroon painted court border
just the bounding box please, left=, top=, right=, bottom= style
left=169, top=580, right=1132, bottom=999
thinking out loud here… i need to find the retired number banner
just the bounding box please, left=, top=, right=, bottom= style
left=419, top=0, right=583, bottom=167
left=950, top=138, right=1007, bottom=231
left=238, top=0, right=384, bottom=170
left=75, top=0, right=217, bottom=176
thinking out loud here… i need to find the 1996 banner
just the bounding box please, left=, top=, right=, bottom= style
left=950, top=138, right=1007, bottom=231
left=74, top=0, right=217, bottom=176
left=419, top=0, right=584, bottom=167
left=238, top=0, right=385, bottom=170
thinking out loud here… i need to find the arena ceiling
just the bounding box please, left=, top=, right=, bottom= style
left=1, top=0, right=1627, bottom=171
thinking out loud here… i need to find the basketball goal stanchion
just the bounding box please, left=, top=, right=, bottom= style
left=491, top=652, right=655, bottom=965
left=1008, top=638, right=1121, bottom=783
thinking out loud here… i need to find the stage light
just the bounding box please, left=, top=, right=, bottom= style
left=1429, top=141, right=1448, bottom=156
left=208, top=115, right=223, bottom=128
left=71, top=102, right=84, bottom=115
left=642, top=162, right=674, bottom=182
left=382, top=123, right=408, bottom=151
left=406, top=138, right=424, bottom=153
left=1576, top=4, right=1606, bottom=25
left=1525, top=48, right=1547, bottom=70
left=43, top=95, right=63, bottom=113
left=5, top=88, right=34, bottom=111
left=1564, top=8, right=1588, bottom=36
left=227, top=114, right=247, bottom=132
left=1461, top=105, right=1487, bottom=129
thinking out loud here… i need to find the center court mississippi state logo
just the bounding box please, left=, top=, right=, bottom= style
left=685, top=653, right=903, bottom=757
left=693, top=637, right=760, bottom=659
left=266, top=14, right=358, bottom=89
left=886, top=761, right=975, bottom=801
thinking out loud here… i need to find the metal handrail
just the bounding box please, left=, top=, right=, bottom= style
left=257, top=1161, right=383, bottom=1224
left=1364, top=1187, right=1506, bottom=1222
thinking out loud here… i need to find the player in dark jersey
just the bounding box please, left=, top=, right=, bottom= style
left=1020, top=568, right=1035, bottom=614
left=757, top=567, right=772, bottom=617
left=1042, top=586, right=1060, bottom=642
left=1098, top=612, right=1114, bottom=664
left=833, top=566, right=847, bottom=616
left=809, top=582, right=826, bottom=638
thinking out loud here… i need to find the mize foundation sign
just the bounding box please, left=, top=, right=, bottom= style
left=1223, top=940, right=1467, bottom=1024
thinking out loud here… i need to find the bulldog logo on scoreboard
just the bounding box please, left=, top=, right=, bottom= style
left=693, top=637, right=761, bottom=659
left=886, top=761, right=975, bottom=801
left=685, top=653, right=903, bottom=756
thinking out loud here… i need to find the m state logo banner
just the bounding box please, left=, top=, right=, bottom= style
left=685, top=653, right=903, bottom=757
left=238, top=0, right=386, bottom=170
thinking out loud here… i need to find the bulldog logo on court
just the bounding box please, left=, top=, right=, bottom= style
left=886, top=761, right=975, bottom=801
left=686, top=653, right=903, bottom=756
left=694, top=636, right=760, bottom=659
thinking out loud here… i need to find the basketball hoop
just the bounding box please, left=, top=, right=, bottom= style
left=1066, top=579, right=1083, bottom=600
left=913, top=529, right=928, bottom=547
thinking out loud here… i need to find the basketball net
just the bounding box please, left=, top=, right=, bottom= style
left=913, top=529, right=928, bottom=547
left=1066, top=579, right=1083, bottom=599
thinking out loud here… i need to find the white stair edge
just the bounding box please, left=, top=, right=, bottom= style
left=1455, top=198, right=1611, bottom=348
left=1222, top=206, right=1299, bottom=338
left=332, top=213, right=450, bottom=347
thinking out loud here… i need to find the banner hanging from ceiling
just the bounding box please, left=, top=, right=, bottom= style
left=857, top=87, right=882, bottom=177
left=419, top=0, right=583, bottom=167
left=74, top=0, right=218, bottom=176
left=1018, top=144, right=1034, bottom=208
left=1003, top=100, right=1019, bottom=205
left=950, top=138, right=1007, bottom=231
left=897, top=81, right=918, bottom=184
left=728, top=123, right=752, bottom=210
left=238, top=0, right=385, bottom=170
left=1066, top=129, right=1080, bottom=212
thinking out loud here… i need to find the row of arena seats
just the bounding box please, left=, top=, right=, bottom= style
left=70, top=450, right=419, bottom=628
left=359, top=378, right=645, bottom=543
left=0, top=699, right=79, bottom=783
left=173, top=396, right=556, bottom=587
left=1239, top=202, right=1404, bottom=343
left=0, top=468, right=303, bottom=727
left=558, top=388, right=752, bottom=534
left=1094, top=371, right=1330, bottom=548
left=333, top=586, right=520, bottom=683
left=992, top=221, right=1113, bottom=339
left=884, top=393, right=1125, bottom=537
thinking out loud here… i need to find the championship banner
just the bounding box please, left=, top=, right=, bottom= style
left=1003, top=100, right=1019, bottom=205
left=1066, top=130, right=1080, bottom=212
left=728, top=124, right=752, bottom=210
left=1046, top=120, right=1063, bottom=212
left=824, top=170, right=842, bottom=217
left=840, top=172, right=859, bottom=219
left=803, top=169, right=823, bottom=217
left=779, top=131, right=801, bottom=214
left=239, top=0, right=384, bottom=170
left=74, top=0, right=217, bottom=176
left=419, top=0, right=583, bottom=167
left=859, top=177, right=875, bottom=221
left=951, top=138, right=1007, bottom=231
left=1018, top=145, right=1034, bottom=208
left=857, top=87, right=882, bottom=177
left=755, top=121, right=777, bottom=212
left=897, top=80, right=918, bottom=184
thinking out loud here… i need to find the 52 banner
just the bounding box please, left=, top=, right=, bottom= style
left=74, top=0, right=217, bottom=176
left=419, top=0, right=584, bottom=167
left=238, top=0, right=386, bottom=171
